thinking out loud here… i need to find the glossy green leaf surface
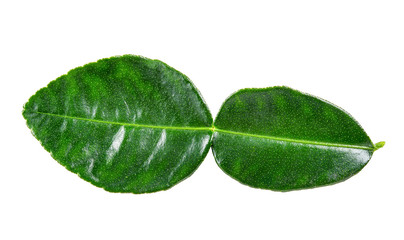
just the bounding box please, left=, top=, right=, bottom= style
left=212, top=86, right=382, bottom=191
left=23, top=55, right=213, bottom=193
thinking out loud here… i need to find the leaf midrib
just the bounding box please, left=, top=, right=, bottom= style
left=31, top=111, right=375, bottom=151
left=32, top=111, right=213, bottom=131
left=214, top=128, right=375, bottom=151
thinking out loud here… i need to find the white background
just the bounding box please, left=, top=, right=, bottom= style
left=1, top=1, right=403, bottom=239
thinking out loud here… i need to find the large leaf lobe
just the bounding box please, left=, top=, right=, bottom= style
left=23, top=55, right=213, bottom=193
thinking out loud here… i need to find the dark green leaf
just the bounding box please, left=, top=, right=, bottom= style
left=212, top=86, right=383, bottom=191
left=23, top=55, right=213, bottom=193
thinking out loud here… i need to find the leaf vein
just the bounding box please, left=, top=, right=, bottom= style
left=30, top=111, right=374, bottom=150
left=214, top=128, right=375, bottom=150
left=31, top=111, right=213, bottom=131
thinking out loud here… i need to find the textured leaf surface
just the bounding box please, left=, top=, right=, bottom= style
left=212, top=86, right=380, bottom=191
left=23, top=55, right=213, bottom=193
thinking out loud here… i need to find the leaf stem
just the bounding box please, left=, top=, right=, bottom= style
left=374, top=141, right=386, bottom=151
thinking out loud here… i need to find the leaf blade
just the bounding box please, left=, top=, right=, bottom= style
left=23, top=55, right=213, bottom=193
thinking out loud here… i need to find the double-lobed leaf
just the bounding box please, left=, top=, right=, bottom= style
left=212, top=87, right=383, bottom=191
left=23, top=55, right=213, bottom=193
left=23, top=55, right=383, bottom=193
